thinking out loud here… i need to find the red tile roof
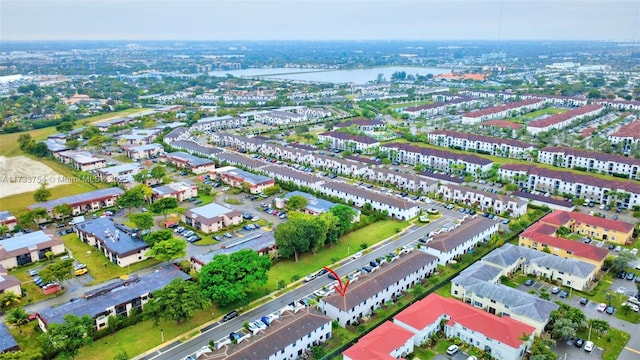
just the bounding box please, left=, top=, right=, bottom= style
left=482, top=120, right=524, bottom=130
left=542, top=210, right=635, bottom=234
left=394, top=294, right=535, bottom=348
left=610, top=120, right=640, bottom=140
left=520, top=223, right=609, bottom=262
left=580, top=127, right=595, bottom=138
left=527, top=104, right=603, bottom=129
left=342, top=321, right=412, bottom=360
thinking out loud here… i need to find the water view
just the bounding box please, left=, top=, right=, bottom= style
left=210, top=66, right=450, bottom=84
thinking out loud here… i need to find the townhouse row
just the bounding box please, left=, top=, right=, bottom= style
left=499, top=163, right=640, bottom=209
left=538, top=146, right=640, bottom=180
left=437, top=183, right=528, bottom=218
left=427, top=130, right=536, bottom=159
left=461, top=98, right=546, bottom=124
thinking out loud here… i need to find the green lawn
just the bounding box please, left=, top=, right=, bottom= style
left=0, top=108, right=151, bottom=157
left=112, top=155, right=133, bottom=163
left=264, top=219, right=408, bottom=290
left=7, top=260, right=69, bottom=305
left=520, top=107, right=567, bottom=120
left=388, top=100, right=434, bottom=109
left=62, top=234, right=160, bottom=285
left=574, top=327, right=629, bottom=360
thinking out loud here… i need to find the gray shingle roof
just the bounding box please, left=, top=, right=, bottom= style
left=28, top=188, right=124, bottom=211
left=75, top=217, right=149, bottom=256
left=37, top=265, right=190, bottom=327
left=0, top=323, right=19, bottom=352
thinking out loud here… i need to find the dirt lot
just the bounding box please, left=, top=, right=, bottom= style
left=0, top=156, right=64, bottom=198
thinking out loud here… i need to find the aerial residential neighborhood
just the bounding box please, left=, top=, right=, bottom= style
left=1, top=3, right=640, bottom=360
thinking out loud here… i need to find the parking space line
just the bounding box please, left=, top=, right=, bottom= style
left=625, top=346, right=640, bottom=355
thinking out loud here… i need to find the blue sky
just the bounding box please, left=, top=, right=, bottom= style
left=2, top=0, right=639, bottom=41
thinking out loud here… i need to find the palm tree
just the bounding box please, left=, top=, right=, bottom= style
left=6, top=307, right=29, bottom=333
left=0, top=291, right=21, bottom=309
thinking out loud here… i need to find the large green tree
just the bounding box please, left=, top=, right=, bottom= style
left=146, top=238, right=187, bottom=262
left=116, top=184, right=151, bottom=212
left=39, top=314, right=94, bottom=359
left=19, top=207, right=48, bottom=229
left=149, top=197, right=178, bottom=216
left=611, top=251, right=637, bottom=273
left=200, top=250, right=271, bottom=306
left=129, top=212, right=154, bottom=231
left=33, top=183, right=51, bottom=202
left=6, top=307, right=30, bottom=333
left=38, top=259, right=74, bottom=284
left=53, top=203, right=73, bottom=223
left=286, top=195, right=308, bottom=211
left=330, top=204, right=356, bottom=236
left=143, top=279, right=209, bottom=324
left=143, top=229, right=173, bottom=247
left=274, top=214, right=311, bottom=262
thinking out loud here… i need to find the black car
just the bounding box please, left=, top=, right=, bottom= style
left=328, top=273, right=337, bottom=280
left=618, top=271, right=627, bottom=279
left=369, top=260, right=380, bottom=268
left=222, top=310, right=238, bottom=322
left=575, top=338, right=585, bottom=348
left=317, top=269, right=328, bottom=277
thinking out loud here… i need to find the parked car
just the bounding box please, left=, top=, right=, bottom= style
left=224, top=232, right=233, bottom=238
left=596, top=303, right=607, bottom=312
left=352, top=251, right=363, bottom=259
left=606, top=305, right=615, bottom=315
left=584, top=341, right=595, bottom=352
left=550, top=286, right=561, bottom=294
left=559, top=290, right=569, bottom=299
left=446, top=344, right=459, bottom=355
left=574, top=338, right=585, bottom=348
left=524, top=279, right=534, bottom=286
left=579, top=297, right=588, bottom=305
left=222, top=310, right=238, bottom=322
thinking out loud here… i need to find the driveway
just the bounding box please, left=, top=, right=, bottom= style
left=517, top=280, right=640, bottom=360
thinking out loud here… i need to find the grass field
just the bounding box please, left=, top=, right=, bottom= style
left=521, top=107, right=567, bottom=120
left=388, top=99, right=434, bottom=109
left=62, top=234, right=160, bottom=285
left=263, top=219, right=408, bottom=290
left=0, top=108, right=150, bottom=157
left=0, top=156, right=108, bottom=217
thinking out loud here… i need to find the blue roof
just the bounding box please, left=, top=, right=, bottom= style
left=38, top=265, right=190, bottom=326
left=0, top=210, right=15, bottom=222
left=75, top=217, right=149, bottom=256
left=221, top=168, right=272, bottom=185
left=193, top=232, right=275, bottom=265
left=0, top=323, right=18, bottom=352
left=166, top=151, right=214, bottom=166
left=128, top=143, right=163, bottom=152
left=284, top=191, right=359, bottom=215
left=28, top=188, right=124, bottom=211
left=0, top=231, right=56, bottom=252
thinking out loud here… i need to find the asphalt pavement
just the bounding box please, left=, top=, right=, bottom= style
left=137, top=210, right=467, bottom=360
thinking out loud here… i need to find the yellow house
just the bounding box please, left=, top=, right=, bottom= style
left=519, top=222, right=609, bottom=273
left=540, top=210, right=634, bottom=245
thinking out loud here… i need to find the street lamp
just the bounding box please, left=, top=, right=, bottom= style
left=161, top=329, right=164, bottom=343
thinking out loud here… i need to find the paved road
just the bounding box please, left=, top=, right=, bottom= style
left=140, top=212, right=466, bottom=360
left=518, top=279, right=640, bottom=360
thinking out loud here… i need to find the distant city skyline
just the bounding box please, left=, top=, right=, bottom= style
left=1, top=0, right=639, bottom=42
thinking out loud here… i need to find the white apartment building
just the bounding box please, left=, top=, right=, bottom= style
left=538, top=146, right=640, bottom=179
left=424, top=216, right=499, bottom=265
left=318, top=251, right=438, bottom=327
left=428, top=130, right=535, bottom=159
left=437, top=184, right=528, bottom=217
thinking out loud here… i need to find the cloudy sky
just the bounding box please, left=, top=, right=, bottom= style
left=2, top=0, right=639, bottom=41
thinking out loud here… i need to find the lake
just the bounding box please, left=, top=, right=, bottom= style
left=209, top=66, right=450, bottom=84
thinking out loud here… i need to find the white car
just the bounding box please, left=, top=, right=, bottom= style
left=446, top=344, right=459, bottom=355
left=617, top=286, right=627, bottom=294
left=352, top=251, right=363, bottom=259
left=584, top=340, right=595, bottom=352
